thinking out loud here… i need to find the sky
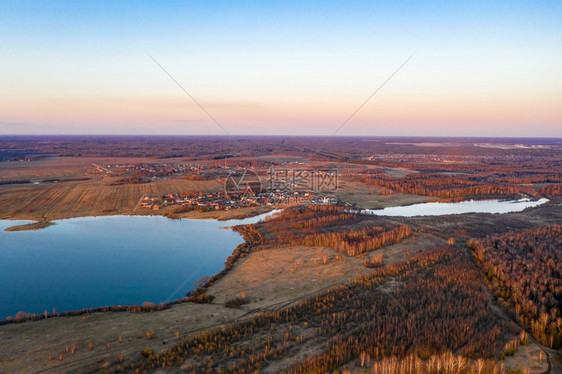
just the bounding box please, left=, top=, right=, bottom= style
left=0, top=1, right=561, bottom=137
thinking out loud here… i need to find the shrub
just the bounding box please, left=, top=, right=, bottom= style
left=225, top=295, right=249, bottom=308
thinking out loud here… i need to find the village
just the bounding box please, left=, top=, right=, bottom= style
left=92, top=161, right=218, bottom=178
left=91, top=160, right=340, bottom=212
left=137, top=189, right=337, bottom=212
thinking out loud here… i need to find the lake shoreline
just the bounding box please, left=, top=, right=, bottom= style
left=0, top=207, right=276, bottom=231
left=0, top=211, right=277, bottom=323
left=1, top=206, right=278, bottom=232
left=357, top=197, right=549, bottom=217
left=4, top=220, right=54, bottom=232
left=0, top=227, right=254, bottom=325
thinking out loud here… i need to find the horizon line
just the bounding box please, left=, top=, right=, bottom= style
left=1, top=134, right=561, bottom=140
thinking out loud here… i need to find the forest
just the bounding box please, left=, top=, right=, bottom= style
left=358, top=173, right=536, bottom=200
left=115, top=247, right=511, bottom=373
left=293, top=225, right=411, bottom=257
left=257, top=206, right=411, bottom=257
left=350, top=149, right=561, bottom=200
left=468, top=225, right=562, bottom=348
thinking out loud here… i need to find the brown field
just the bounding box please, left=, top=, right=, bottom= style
left=209, top=245, right=369, bottom=310
left=0, top=157, right=224, bottom=221
left=0, top=157, right=154, bottom=181
left=335, top=179, right=436, bottom=209
left=0, top=177, right=222, bottom=221
left=0, top=299, right=243, bottom=374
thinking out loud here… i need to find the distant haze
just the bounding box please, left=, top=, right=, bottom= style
left=1, top=1, right=561, bottom=137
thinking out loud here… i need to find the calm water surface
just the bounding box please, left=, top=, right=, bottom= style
left=0, top=212, right=274, bottom=320
left=361, top=198, right=549, bottom=217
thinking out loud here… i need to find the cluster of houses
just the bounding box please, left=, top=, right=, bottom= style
left=138, top=192, right=261, bottom=212
left=93, top=162, right=216, bottom=178
left=138, top=188, right=335, bottom=212
left=365, top=152, right=501, bottom=164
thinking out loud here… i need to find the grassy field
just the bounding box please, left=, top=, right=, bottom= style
left=0, top=157, right=152, bottom=181
left=335, top=179, right=436, bottom=209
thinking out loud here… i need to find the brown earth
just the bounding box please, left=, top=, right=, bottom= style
left=4, top=221, right=54, bottom=232
left=335, top=179, right=436, bottom=209
left=0, top=157, right=156, bottom=181
left=0, top=176, right=223, bottom=221
left=0, top=157, right=227, bottom=222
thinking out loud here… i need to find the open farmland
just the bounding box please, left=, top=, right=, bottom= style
left=0, top=157, right=225, bottom=220
left=0, top=177, right=222, bottom=221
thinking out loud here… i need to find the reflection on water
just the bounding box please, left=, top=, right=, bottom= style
left=361, top=198, right=549, bottom=217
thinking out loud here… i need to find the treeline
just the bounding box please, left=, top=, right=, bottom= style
left=211, top=159, right=274, bottom=169
left=3, top=135, right=560, bottom=160
left=263, top=205, right=356, bottom=227
left=258, top=206, right=410, bottom=256
left=294, top=225, right=411, bottom=256
left=182, top=174, right=208, bottom=181
left=468, top=225, right=562, bottom=348
left=352, top=155, right=562, bottom=201
left=539, top=184, right=562, bottom=196
left=109, top=177, right=149, bottom=185
left=176, top=224, right=264, bottom=301
left=117, top=247, right=508, bottom=373
left=359, top=174, right=534, bottom=200
left=492, top=174, right=562, bottom=184
left=350, top=154, right=562, bottom=176
left=1, top=302, right=172, bottom=326
left=259, top=205, right=361, bottom=244
left=347, top=353, right=499, bottom=374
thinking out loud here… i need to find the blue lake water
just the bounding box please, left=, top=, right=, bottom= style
left=361, top=198, right=549, bottom=217
left=0, top=212, right=274, bottom=320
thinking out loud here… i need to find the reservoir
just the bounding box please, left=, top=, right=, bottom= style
left=0, top=212, right=273, bottom=321
left=360, top=198, right=549, bottom=217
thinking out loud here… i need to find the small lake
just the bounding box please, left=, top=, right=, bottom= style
left=0, top=212, right=275, bottom=320
left=360, top=198, right=549, bottom=217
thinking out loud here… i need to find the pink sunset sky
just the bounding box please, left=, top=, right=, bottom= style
left=1, top=1, right=561, bottom=137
